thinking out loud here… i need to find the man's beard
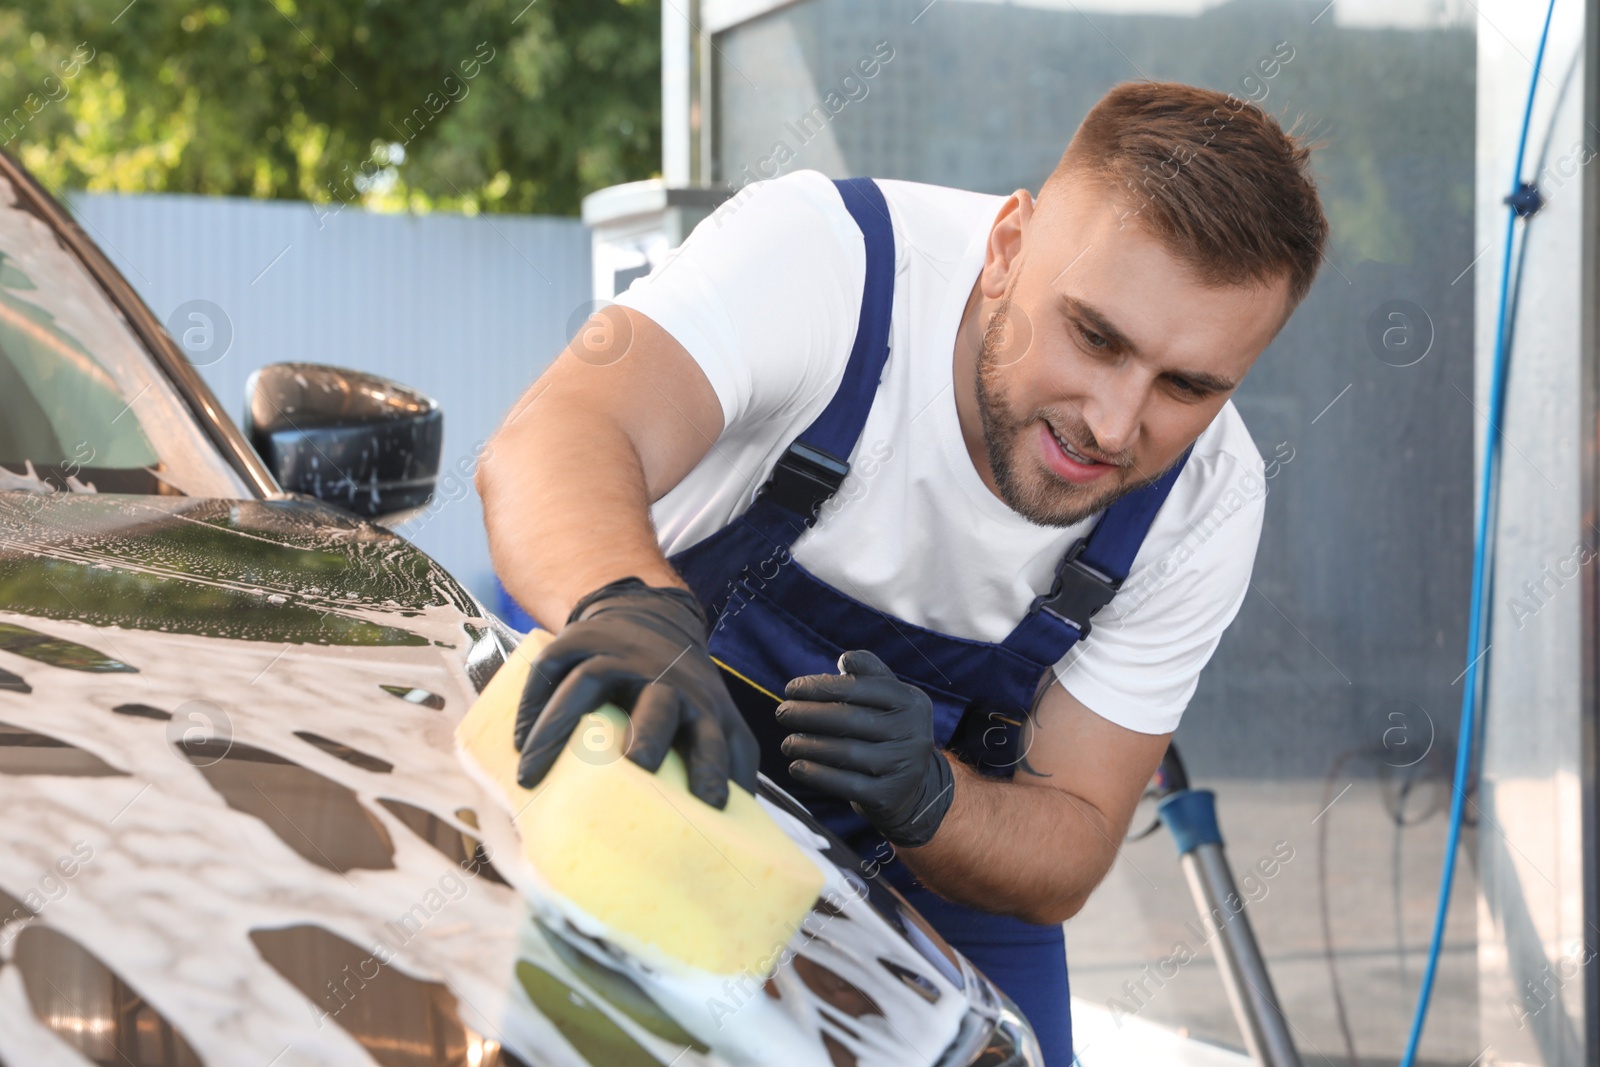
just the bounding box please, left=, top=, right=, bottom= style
left=974, top=293, right=1166, bottom=527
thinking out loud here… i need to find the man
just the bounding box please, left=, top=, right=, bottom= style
left=477, top=79, right=1328, bottom=1063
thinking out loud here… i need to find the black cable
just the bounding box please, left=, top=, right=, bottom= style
left=1393, top=799, right=1408, bottom=986
left=1527, top=44, right=1583, bottom=192
left=1318, top=744, right=1452, bottom=1067
left=1317, top=748, right=1368, bottom=1067
left=1379, top=751, right=1451, bottom=987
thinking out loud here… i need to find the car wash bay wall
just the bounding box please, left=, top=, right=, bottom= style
left=694, top=0, right=1600, bottom=1060
left=689, top=0, right=1596, bottom=1059
left=697, top=0, right=1483, bottom=784
left=64, top=192, right=591, bottom=608
left=1473, top=0, right=1595, bottom=1062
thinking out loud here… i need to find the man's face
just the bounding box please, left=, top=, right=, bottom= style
left=972, top=177, right=1292, bottom=527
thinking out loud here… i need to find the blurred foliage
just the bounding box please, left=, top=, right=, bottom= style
left=0, top=0, right=660, bottom=216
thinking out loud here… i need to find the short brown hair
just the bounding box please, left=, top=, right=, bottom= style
left=1043, top=80, right=1329, bottom=313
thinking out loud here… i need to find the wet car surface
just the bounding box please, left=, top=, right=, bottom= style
left=0, top=149, right=1040, bottom=1066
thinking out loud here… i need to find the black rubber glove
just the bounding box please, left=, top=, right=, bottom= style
left=776, top=649, right=956, bottom=848
left=513, top=576, right=760, bottom=809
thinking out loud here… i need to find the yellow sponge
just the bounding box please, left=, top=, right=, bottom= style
left=456, top=632, right=825, bottom=977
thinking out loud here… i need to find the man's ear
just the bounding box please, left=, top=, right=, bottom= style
left=980, top=190, right=1035, bottom=300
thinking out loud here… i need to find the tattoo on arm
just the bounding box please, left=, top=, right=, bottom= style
left=1015, top=677, right=1054, bottom=779
left=1016, top=748, right=1051, bottom=778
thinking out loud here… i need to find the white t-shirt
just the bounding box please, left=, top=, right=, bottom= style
left=613, top=169, right=1267, bottom=735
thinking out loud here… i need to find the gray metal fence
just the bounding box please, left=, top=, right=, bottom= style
left=66, top=191, right=591, bottom=607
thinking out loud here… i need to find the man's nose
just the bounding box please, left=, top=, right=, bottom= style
left=1078, top=369, right=1148, bottom=456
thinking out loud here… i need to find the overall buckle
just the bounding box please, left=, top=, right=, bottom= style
left=760, top=442, right=849, bottom=522
left=1031, top=538, right=1122, bottom=639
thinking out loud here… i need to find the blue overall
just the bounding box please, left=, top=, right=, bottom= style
left=667, top=177, right=1188, bottom=1066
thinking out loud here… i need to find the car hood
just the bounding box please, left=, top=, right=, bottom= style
left=0, top=493, right=1034, bottom=1067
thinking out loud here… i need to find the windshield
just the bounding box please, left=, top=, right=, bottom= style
left=0, top=173, right=246, bottom=498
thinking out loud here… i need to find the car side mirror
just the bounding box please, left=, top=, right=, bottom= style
left=244, top=362, right=442, bottom=522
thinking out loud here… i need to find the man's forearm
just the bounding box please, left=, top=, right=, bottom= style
left=477, top=392, right=683, bottom=632
left=895, top=756, right=1119, bottom=925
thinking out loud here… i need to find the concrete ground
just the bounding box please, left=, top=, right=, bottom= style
left=1073, top=999, right=1253, bottom=1065
left=1064, top=779, right=1480, bottom=1067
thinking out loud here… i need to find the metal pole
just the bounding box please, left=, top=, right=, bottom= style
left=1159, top=789, right=1303, bottom=1067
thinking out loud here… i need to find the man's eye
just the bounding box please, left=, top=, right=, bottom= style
left=1077, top=325, right=1108, bottom=349
left=1168, top=376, right=1202, bottom=396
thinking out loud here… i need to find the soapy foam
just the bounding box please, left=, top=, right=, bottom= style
left=0, top=610, right=987, bottom=1065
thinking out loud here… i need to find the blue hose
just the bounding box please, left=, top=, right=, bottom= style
left=1397, top=1, right=1560, bottom=1062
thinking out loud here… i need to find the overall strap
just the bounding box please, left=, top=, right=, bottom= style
left=1003, top=447, right=1193, bottom=662
left=747, top=177, right=896, bottom=541
left=1078, top=447, right=1192, bottom=579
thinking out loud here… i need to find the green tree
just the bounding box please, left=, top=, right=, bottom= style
left=0, top=0, right=660, bottom=216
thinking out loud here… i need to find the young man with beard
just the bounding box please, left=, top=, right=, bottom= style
left=477, top=79, right=1328, bottom=1063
